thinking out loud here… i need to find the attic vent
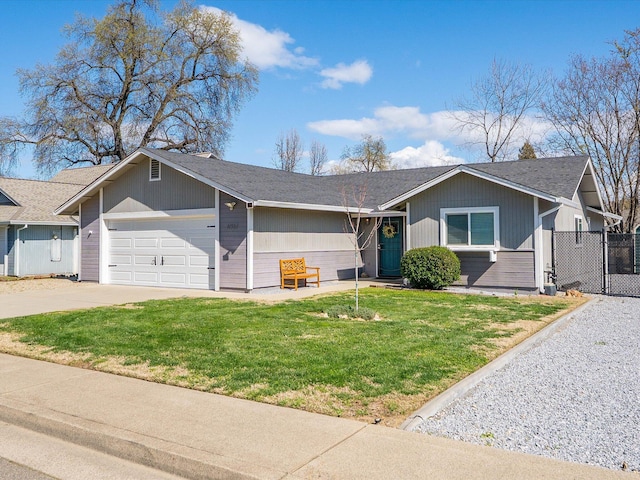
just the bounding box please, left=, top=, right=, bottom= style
left=150, top=159, right=161, bottom=181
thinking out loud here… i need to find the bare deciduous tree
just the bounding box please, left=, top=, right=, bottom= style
left=273, top=129, right=304, bottom=172
left=451, top=58, right=547, bottom=162
left=309, top=139, right=327, bottom=175
left=342, top=183, right=382, bottom=311
left=337, top=134, right=391, bottom=173
left=542, top=35, right=640, bottom=232
left=0, top=0, right=258, bottom=175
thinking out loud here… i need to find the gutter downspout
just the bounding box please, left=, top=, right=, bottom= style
left=15, top=224, right=28, bottom=277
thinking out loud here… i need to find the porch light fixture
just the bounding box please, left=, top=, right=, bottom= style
left=224, top=201, right=237, bottom=211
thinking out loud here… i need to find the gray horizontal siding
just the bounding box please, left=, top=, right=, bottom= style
left=7, top=226, right=15, bottom=276
left=454, top=251, right=536, bottom=290
left=80, top=195, right=100, bottom=282
left=219, top=192, right=247, bottom=289
left=15, top=225, right=76, bottom=276
left=409, top=172, right=534, bottom=250
left=103, top=157, right=215, bottom=213
left=253, top=250, right=357, bottom=289
left=254, top=208, right=354, bottom=252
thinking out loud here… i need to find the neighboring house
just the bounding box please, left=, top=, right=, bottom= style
left=0, top=165, right=113, bottom=277
left=55, top=147, right=617, bottom=293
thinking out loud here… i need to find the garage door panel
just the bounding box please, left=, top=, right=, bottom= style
left=162, top=255, right=186, bottom=266
left=189, top=273, right=210, bottom=287
left=134, top=255, right=157, bottom=266
left=110, top=271, right=133, bottom=283
left=160, top=237, right=187, bottom=249
left=189, top=255, right=209, bottom=267
left=134, top=238, right=159, bottom=249
left=110, top=255, right=132, bottom=265
left=110, top=238, right=133, bottom=249
left=107, top=216, right=216, bottom=290
left=160, top=273, right=187, bottom=285
left=133, top=271, right=159, bottom=283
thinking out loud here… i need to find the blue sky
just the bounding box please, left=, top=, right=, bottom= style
left=2, top=0, right=639, bottom=178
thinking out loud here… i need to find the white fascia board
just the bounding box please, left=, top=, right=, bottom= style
left=140, top=149, right=254, bottom=204
left=358, top=211, right=407, bottom=217
left=0, top=187, right=20, bottom=207
left=586, top=206, right=623, bottom=220
left=253, top=200, right=371, bottom=214
left=377, top=168, right=460, bottom=211
left=581, top=159, right=607, bottom=211
left=8, top=220, right=78, bottom=226
left=557, top=197, right=581, bottom=209
left=458, top=166, right=559, bottom=203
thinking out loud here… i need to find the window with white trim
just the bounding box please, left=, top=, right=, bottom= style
left=574, top=214, right=583, bottom=245
left=150, top=159, right=161, bottom=181
left=440, top=207, right=500, bottom=250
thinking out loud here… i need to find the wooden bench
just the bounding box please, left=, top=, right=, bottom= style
left=280, top=258, right=320, bottom=290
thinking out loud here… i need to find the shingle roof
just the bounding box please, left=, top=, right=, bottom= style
left=0, top=178, right=82, bottom=224
left=467, top=156, right=588, bottom=200
left=145, top=148, right=590, bottom=210
left=57, top=147, right=595, bottom=215
left=50, top=164, right=115, bottom=186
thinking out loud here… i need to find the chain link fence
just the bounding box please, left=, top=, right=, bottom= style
left=607, top=233, right=640, bottom=296
left=554, top=231, right=605, bottom=294
left=553, top=230, right=640, bottom=297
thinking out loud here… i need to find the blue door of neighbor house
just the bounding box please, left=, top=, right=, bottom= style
left=378, top=217, right=403, bottom=277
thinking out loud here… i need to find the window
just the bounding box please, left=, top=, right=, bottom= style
left=440, top=207, right=499, bottom=250
left=575, top=215, right=583, bottom=245
left=150, top=159, right=161, bottom=181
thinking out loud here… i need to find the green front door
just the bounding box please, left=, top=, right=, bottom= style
left=378, top=218, right=403, bottom=277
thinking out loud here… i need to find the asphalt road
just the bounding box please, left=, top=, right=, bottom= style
left=0, top=421, right=185, bottom=480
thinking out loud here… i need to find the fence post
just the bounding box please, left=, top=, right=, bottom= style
left=550, top=227, right=556, bottom=285
left=602, top=229, right=608, bottom=295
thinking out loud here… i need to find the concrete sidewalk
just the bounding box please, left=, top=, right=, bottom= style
left=0, top=353, right=632, bottom=480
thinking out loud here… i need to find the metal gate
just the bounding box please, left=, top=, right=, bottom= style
left=553, top=230, right=640, bottom=297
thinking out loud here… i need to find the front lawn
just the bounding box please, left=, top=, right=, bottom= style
left=0, top=288, right=580, bottom=426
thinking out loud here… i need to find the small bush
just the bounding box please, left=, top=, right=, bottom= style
left=400, top=247, right=461, bottom=290
left=325, top=305, right=376, bottom=320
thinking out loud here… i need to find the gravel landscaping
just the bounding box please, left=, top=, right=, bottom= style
left=415, top=295, right=640, bottom=472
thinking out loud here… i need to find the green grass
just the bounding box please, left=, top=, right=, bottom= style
left=0, top=288, right=575, bottom=425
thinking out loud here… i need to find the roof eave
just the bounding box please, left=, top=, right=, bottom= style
left=586, top=206, right=623, bottom=221
left=253, top=199, right=371, bottom=214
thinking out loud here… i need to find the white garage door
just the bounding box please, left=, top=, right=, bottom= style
left=107, top=217, right=215, bottom=289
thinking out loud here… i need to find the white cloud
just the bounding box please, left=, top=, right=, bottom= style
left=320, top=60, right=373, bottom=89
left=307, top=105, right=452, bottom=140
left=200, top=7, right=318, bottom=70
left=390, top=141, right=464, bottom=169
left=308, top=105, right=551, bottom=151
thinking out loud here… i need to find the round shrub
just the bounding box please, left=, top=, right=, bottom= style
left=400, top=247, right=461, bottom=290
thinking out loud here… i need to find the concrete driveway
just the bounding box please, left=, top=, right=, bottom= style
left=0, top=278, right=367, bottom=319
